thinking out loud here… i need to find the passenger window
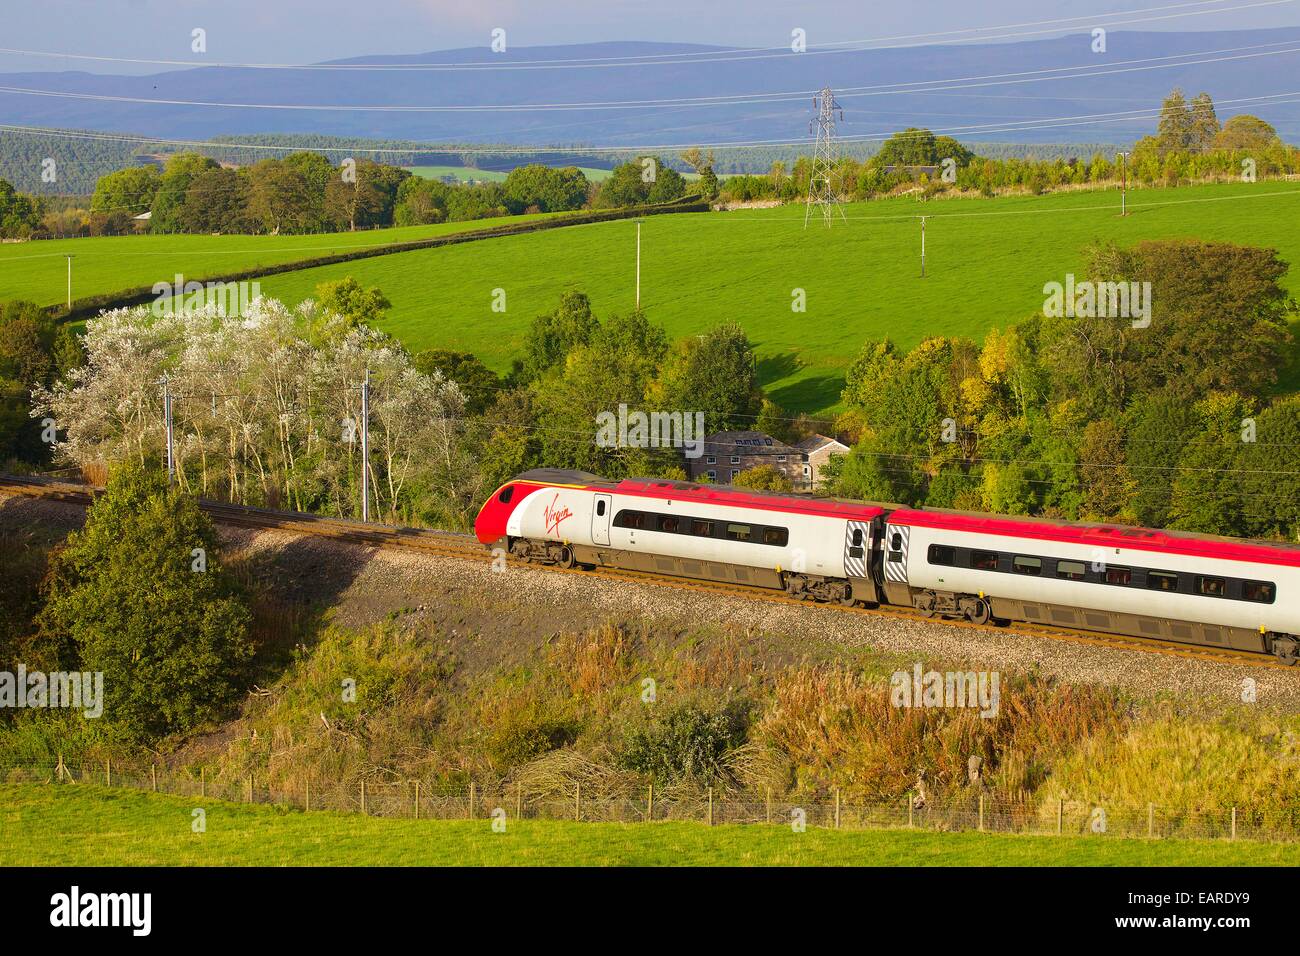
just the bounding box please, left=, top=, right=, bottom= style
left=1056, top=560, right=1086, bottom=580
left=725, top=523, right=752, bottom=542
left=763, top=528, right=788, bottom=546
left=852, top=529, right=863, bottom=547
left=497, top=485, right=514, bottom=504
left=1012, top=556, right=1041, bottom=576
left=1243, top=580, right=1276, bottom=603
left=596, top=500, right=606, bottom=516
left=1147, top=571, right=1178, bottom=592
left=890, top=533, right=903, bottom=550
left=691, top=519, right=713, bottom=537
left=660, top=515, right=679, bottom=533
left=970, top=551, right=998, bottom=571
left=1197, top=575, right=1226, bottom=597
left=615, top=511, right=644, bottom=530
left=1104, top=567, right=1132, bottom=585
left=927, top=545, right=955, bottom=566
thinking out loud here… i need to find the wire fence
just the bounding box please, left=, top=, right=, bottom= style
left=5, top=756, right=1300, bottom=842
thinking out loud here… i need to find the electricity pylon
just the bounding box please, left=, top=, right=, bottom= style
left=804, top=86, right=847, bottom=228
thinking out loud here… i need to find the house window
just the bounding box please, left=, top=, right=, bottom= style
left=705, top=456, right=716, bottom=465
left=776, top=455, right=786, bottom=462
left=706, top=470, right=716, bottom=480
left=730, top=456, right=740, bottom=464
left=803, top=465, right=811, bottom=477
left=730, top=470, right=739, bottom=481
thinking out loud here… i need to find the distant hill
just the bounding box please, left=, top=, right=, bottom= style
left=2, top=30, right=1298, bottom=149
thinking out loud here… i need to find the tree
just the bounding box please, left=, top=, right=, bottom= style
left=597, top=156, right=685, bottom=207
left=181, top=167, right=251, bottom=233
left=1213, top=114, right=1282, bottom=149
left=875, top=127, right=938, bottom=167
left=0, top=300, right=79, bottom=462
left=0, top=178, right=45, bottom=238
left=90, top=165, right=160, bottom=217
left=520, top=290, right=599, bottom=382
left=149, top=153, right=220, bottom=233
left=314, top=277, right=391, bottom=332
left=1188, top=92, right=1220, bottom=151
left=245, top=158, right=315, bottom=234
left=39, top=465, right=254, bottom=741
left=649, top=323, right=763, bottom=433
left=413, top=349, right=501, bottom=415
left=502, top=164, right=589, bottom=214
left=732, top=464, right=793, bottom=492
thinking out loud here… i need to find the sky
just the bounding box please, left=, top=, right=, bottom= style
left=3, top=0, right=1300, bottom=74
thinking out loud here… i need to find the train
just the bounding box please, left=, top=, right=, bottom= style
left=474, top=468, right=1300, bottom=664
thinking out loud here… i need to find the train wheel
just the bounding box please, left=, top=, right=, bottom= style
left=1272, top=636, right=1299, bottom=666
left=556, top=545, right=575, bottom=570
left=965, top=600, right=992, bottom=626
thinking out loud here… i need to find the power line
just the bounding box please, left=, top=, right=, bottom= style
left=0, top=1, right=1287, bottom=72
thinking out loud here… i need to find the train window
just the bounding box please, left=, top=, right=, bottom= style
left=928, top=545, right=956, bottom=566
left=762, top=528, right=789, bottom=547
left=690, top=519, right=713, bottom=537
left=1197, top=575, right=1226, bottom=597
left=725, top=523, right=753, bottom=542
left=614, top=510, right=645, bottom=530
left=497, top=485, right=514, bottom=504
left=659, top=515, right=680, bottom=533
left=970, top=551, right=998, bottom=571
left=1056, top=560, right=1086, bottom=580
left=1104, top=567, right=1132, bottom=586
left=891, top=533, right=903, bottom=550
left=1147, top=571, right=1178, bottom=592
left=852, top=529, right=863, bottom=547
left=1013, top=556, right=1042, bottom=576
left=1243, top=580, right=1276, bottom=603
left=595, top=500, right=606, bottom=517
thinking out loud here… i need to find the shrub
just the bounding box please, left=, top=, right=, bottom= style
left=619, top=699, right=750, bottom=784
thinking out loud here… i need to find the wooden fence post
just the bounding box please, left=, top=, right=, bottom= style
left=1147, top=802, right=1154, bottom=838
left=908, top=793, right=914, bottom=828
left=469, top=782, right=476, bottom=819
left=707, top=787, right=713, bottom=827
left=835, top=788, right=841, bottom=829
left=247, top=775, right=253, bottom=804
left=414, top=780, right=420, bottom=819
left=56, top=753, right=65, bottom=783
left=1056, top=798, right=1063, bottom=835
left=1231, top=806, right=1237, bottom=840
left=979, top=794, right=985, bottom=832
left=105, top=758, right=111, bottom=787
left=151, top=764, right=157, bottom=793
left=304, top=777, right=309, bottom=813
left=766, top=787, right=772, bottom=825
left=200, top=767, right=205, bottom=799
left=646, top=784, right=653, bottom=822
left=360, top=779, right=367, bottom=815
left=516, top=782, right=523, bottom=821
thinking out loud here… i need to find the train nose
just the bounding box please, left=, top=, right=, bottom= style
left=475, top=485, right=513, bottom=545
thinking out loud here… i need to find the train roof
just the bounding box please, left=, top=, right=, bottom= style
left=890, top=508, right=1300, bottom=568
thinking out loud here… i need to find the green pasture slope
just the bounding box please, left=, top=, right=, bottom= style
left=1, top=785, right=1293, bottom=866
left=0, top=212, right=554, bottom=309
left=252, top=181, right=1300, bottom=413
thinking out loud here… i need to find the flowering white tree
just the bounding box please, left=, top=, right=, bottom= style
left=33, top=295, right=476, bottom=526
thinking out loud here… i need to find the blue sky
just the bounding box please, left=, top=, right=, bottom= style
left=3, top=0, right=1299, bottom=73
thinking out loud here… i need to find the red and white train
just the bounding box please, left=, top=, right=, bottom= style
left=475, top=468, right=1300, bottom=663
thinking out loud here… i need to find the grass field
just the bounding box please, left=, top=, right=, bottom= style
left=1, top=784, right=1293, bottom=866
left=402, top=165, right=615, bottom=183
left=0, top=212, right=555, bottom=309
left=246, top=180, right=1300, bottom=413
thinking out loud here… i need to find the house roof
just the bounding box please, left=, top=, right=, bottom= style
left=698, top=431, right=800, bottom=457
left=795, top=433, right=849, bottom=454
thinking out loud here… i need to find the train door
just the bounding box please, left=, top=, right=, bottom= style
left=591, top=494, right=612, bottom=546
left=844, top=521, right=869, bottom=578
left=883, top=524, right=910, bottom=584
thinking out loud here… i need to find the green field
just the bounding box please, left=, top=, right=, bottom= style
left=0, top=785, right=1291, bottom=866
left=402, top=165, right=615, bottom=183
left=249, top=181, right=1300, bottom=413
left=0, top=212, right=554, bottom=308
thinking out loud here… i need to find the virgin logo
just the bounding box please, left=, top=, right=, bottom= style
left=544, top=494, right=573, bottom=536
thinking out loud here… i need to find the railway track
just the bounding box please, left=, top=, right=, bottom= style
left=1, top=472, right=1288, bottom=670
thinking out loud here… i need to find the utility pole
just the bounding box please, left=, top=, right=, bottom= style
left=162, top=375, right=175, bottom=484
left=634, top=218, right=644, bottom=310
left=919, top=216, right=929, bottom=278
left=360, top=368, right=370, bottom=522
left=65, top=255, right=73, bottom=310
left=1116, top=151, right=1131, bottom=216
left=804, top=86, right=847, bottom=228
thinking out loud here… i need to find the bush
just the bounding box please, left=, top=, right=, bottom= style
left=619, top=699, right=749, bottom=784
